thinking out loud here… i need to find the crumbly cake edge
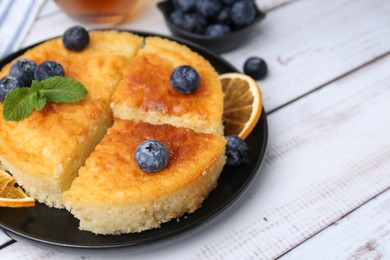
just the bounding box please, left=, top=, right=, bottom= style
left=64, top=153, right=226, bottom=235
left=111, top=103, right=224, bottom=136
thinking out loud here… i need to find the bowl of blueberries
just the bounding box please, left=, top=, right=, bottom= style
left=158, top=0, right=265, bottom=53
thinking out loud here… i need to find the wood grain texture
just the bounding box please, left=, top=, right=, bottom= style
left=258, top=0, right=294, bottom=11
left=0, top=240, right=88, bottom=259
left=224, top=0, right=390, bottom=112
left=0, top=232, right=11, bottom=247
left=282, top=189, right=390, bottom=259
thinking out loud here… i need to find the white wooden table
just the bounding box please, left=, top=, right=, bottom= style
left=1, top=0, right=390, bottom=259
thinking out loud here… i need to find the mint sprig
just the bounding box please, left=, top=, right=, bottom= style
left=35, top=77, right=87, bottom=103
left=2, top=76, right=88, bottom=121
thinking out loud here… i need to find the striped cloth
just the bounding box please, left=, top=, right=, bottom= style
left=0, top=0, right=45, bottom=59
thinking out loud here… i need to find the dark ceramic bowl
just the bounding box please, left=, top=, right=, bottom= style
left=157, top=0, right=266, bottom=53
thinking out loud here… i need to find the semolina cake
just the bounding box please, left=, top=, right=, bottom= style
left=63, top=119, right=226, bottom=234
left=111, top=37, right=224, bottom=135
left=0, top=31, right=143, bottom=208
left=0, top=29, right=228, bottom=234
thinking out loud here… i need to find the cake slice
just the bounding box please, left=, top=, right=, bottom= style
left=0, top=31, right=143, bottom=208
left=111, top=37, right=224, bottom=135
left=63, top=119, right=226, bottom=234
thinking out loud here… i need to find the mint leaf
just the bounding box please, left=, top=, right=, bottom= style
left=2, top=88, right=34, bottom=121
left=40, top=76, right=87, bottom=103
left=31, top=80, right=45, bottom=92
left=29, top=91, right=47, bottom=111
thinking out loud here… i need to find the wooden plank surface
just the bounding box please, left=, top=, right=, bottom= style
left=282, top=189, right=390, bottom=259
left=0, top=234, right=11, bottom=248
left=258, top=0, right=294, bottom=11
left=224, top=0, right=390, bottom=112
left=0, top=240, right=86, bottom=259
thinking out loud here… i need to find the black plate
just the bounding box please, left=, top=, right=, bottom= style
left=0, top=31, right=268, bottom=249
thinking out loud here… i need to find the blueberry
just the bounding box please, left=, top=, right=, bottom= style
left=221, top=0, right=239, bottom=5
left=181, top=13, right=207, bottom=34
left=9, top=59, right=37, bottom=86
left=62, top=26, right=90, bottom=52
left=205, top=24, right=231, bottom=36
left=195, top=0, right=222, bottom=18
left=216, top=7, right=231, bottom=25
left=231, top=0, right=256, bottom=27
left=244, top=57, right=268, bottom=80
left=170, top=65, right=200, bottom=94
left=170, top=12, right=207, bottom=34
left=0, top=76, right=22, bottom=102
left=225, top=135, right=249, bottom=166
left=170, top=10, right=185, bottom=26
left=184, top=13, right=207, bottom=34
left=134, top=140, right=169, bottom=173
left=34, top=61, right=65, bottom=81
left=173, top=0, right=196, bottom=12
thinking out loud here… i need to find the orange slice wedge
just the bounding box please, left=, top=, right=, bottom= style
left=0, top=170, right=34, bottom=208
left=219, top=73, right=263, bottom=139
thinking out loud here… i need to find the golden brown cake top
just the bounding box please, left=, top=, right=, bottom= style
left=63, top=119, right=226, bottom=204
left=0, top=31, right=143, bottom=177
left=111, top=37, right=224, bottom=121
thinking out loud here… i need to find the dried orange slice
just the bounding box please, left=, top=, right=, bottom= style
left=0, top=170, right=34, bottom=208
left=0, top=169, right=13, bottom=193
left=219, top=73, right=262, bottom=139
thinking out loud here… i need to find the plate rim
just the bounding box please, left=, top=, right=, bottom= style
left=0, top=30, right=268, bottom=249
